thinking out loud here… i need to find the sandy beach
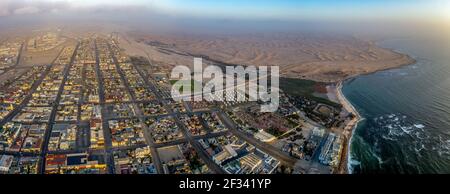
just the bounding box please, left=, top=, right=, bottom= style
left=335, top=81, right=362, bottom=174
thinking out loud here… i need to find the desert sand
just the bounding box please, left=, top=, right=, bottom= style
left=124, top=32, right=415, bottom=82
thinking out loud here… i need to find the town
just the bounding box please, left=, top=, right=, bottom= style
left=0, top=31, right=356, bottom=174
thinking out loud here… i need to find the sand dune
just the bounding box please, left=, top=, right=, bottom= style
left=124, top=32, right=415, bottom=82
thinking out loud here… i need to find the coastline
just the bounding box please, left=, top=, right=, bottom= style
left=333, top=43, right=417, bottom=174
left=335, top=81, right=362, bottom=174
left=124, top=33, right=417, bottom=174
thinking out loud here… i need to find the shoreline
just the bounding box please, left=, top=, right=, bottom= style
left=333, top=43, right=417, bottom=174
left=335, top=81, right=362, bottom=174
left=123, top=33, right=416, bottom=174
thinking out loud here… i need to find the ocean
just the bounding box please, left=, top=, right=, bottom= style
left=343, top=38, right=450, bottom=173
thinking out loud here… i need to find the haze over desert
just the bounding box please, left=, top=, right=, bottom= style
left=124, top=32, right=415, bottom=82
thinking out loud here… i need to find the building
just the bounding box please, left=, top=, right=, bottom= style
left=319, top=133, right=343, bottom=166
left=212, top=144, right=237, bottom=165
left=239, top=153, right=263, bottom=174
left=0, top=155, right=14, bottom=172
left=45, top=153, right=106, bottom=174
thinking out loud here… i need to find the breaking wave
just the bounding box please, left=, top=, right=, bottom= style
left=375, top=113, right=450, bottom=159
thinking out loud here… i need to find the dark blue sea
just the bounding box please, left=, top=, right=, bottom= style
left=343, top=38, right=450, bottom=173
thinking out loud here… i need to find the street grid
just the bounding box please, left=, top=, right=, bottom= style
left=0, top=36, right=301, bottom=174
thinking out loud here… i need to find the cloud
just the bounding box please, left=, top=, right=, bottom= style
left=13, top=7, right=41, bottom=15
left=0, top=0, right=152, bottom=17
left=0, top=0, right=69, bottom=16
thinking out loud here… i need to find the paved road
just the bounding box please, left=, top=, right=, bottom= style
left=1, top=36, right=305, bottom=174
left=0, top=150, right=39, bottom=157
left=0, top=68, right=29, bottom=91
left=2, top=38, right=225, bottom=174
left=0, top=41, right=25, bottom=77
left=217, top=111, right=298, bottom=167
left=38, top=43, right=80, bottom=174
left=153, top=130, right=229, bottom=148
left=107, top=41, right=164, bottom=174
left=0, top=46, right=67, bottom=173
left=94, top=39, right=116, bottom=174
left=132, top=58, right=226, bottom=174
left=0, top=46, right=66, bottom=127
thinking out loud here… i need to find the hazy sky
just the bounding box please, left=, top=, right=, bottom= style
left=150, top=0, right=449, bottom=21
left=0, top=0, right=448, bottom=21
left=0, top=0, right=448, bottom=39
